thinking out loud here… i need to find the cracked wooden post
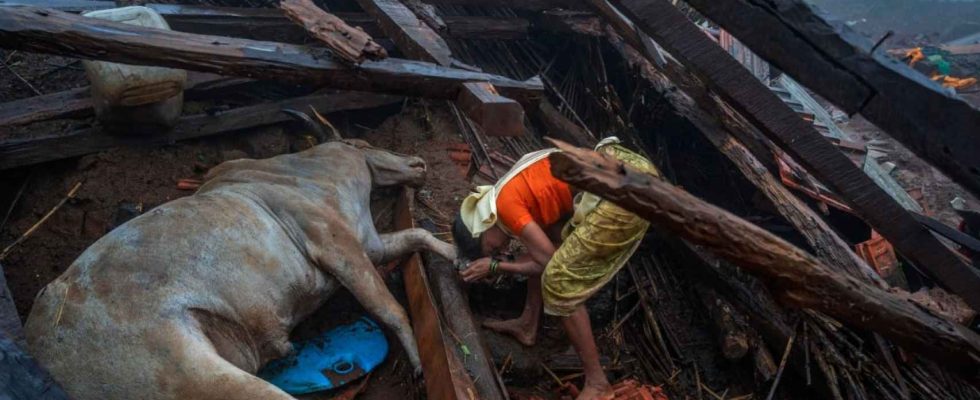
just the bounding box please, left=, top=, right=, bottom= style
left=546, top=139, right=980, bottom=381
left=355, top=0, right=526, bottom=136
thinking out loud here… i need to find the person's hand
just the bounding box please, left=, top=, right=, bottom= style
left=459, top=257, right=492, bottom=283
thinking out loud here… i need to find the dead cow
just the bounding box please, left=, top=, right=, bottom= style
left=24, top=140, right=456, bottom=399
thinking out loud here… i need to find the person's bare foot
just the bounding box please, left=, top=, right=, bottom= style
left=576, top=380, right=613, bottom=400
left=482, top=318, right=537, bottom=346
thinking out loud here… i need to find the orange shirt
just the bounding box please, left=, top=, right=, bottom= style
left=496, top=158, right=574, bottom=235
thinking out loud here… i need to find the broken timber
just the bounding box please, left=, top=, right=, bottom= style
left=680, top=0, right=980, bottom=200
left=609, top=0, right=980, bottom=312
left=600, top=26, right=883, bottom=286
left=394, top=188, right=478, bottom=400
left=425, top=254, right=509, bottom=400
left=0, top=2, right=530, bottom=41
left=546, top=140, right=980, bottom=380
left=0, top=72, right=251, bottom=127
left=0, top=7, right=542, bottom=105
left=355, top=0, right=525, bottom=136
left=0, top=92, right=400, bottom=170
left=278, top=0, right=386, bottom=64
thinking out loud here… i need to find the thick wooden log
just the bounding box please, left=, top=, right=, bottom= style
left=425, top=255, right=508, bottom=400
left=680, top=0, right=980, bottom=200
left=394, top=188, right=478, bottom=400
left=609, top=0, right=980, bottom=312
left=546, top=140, right=980, bottom=379
left=279, top=0, right=386, bottom=64
left=0, top=6, right=542, bottom=105
left=601, top=26, right=882, bottom=285
left=354, top=0, right=526, bottom=136
left=0, top=92, right=400, bottom=170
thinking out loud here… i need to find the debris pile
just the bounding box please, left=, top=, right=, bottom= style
left=0, top=0, right=979, bottom=399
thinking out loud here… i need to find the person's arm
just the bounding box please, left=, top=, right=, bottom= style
left=460, top=222, right=557, bottom=282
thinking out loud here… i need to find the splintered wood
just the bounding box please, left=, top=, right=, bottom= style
left=279, top=0, right=386, bottom=63
left=546, top=139, right=980, bottom=381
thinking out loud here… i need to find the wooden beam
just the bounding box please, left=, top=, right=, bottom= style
left=601, top=26, right=883, bottom=285
left=0, top=6, right=542, bottom=105
left=394, top=188, right=478, bottom=400
left=0, top=92, right=401, bottom=170
left=0, top=72, right=251, bottom=127
left=414, top=0, right=584, bottom=11
left=546, top=140, right=980, bottom=380
left=354, top=0, right=526, bottom=136
left=424, top=254, right=508, bottom=400
left=0, top=2, right=530, bottom=42
left=279, top=0, right=386, bottom=63
left=0, top=87, right=90, bottom=127
left=679, top=0, right=980, bottom=199
left=609, top=0, right=980, bottom=312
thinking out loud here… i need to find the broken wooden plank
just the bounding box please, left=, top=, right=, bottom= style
left=394, top=188, right=478, bottom=400
left=0, top=87, right=90, bottom=127
left=546, top=140, right=980, bottom=380
left=354, top=0, right=526, bottom=136
left=0, top=0, right=112, bottom=12
left=530, top=100, right=596, bottom=147
left=0, top=7, right=543, bottom=105
left=279, top=0, right=386, bottom=64
left=0, top=72, right=250, bottom=127
left=601, top=26, right=883, bottom=286
left=425, top=254, right=509, bottom=400
left=609, top=0, right=980, bottom=312
left=0, top=92, right=400, bottom=170
left=679, top=0, right=980, bottom=200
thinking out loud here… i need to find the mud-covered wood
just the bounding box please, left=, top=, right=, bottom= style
left=0, top=6, right=543, bottom=105
left=610, top=0, right=980, bottom=312
left=0, top=92, right=400, bottom=170
left=601, top=26, right=882, bottom=285
left=279, top=0, right=386, bottom=64
left=425, top=255, right=508, bottom=400
left=680, top=0, right=980, bottom=199
left=354, top=0, right=525, bottom=136
left=547, top=140, right=980, bottom=379
left=395, top=189, right=478, bottom=400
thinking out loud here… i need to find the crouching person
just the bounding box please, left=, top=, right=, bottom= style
left=452, top=137, right=660, bottom=400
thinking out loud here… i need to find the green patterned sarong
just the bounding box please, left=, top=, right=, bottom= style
left=542, top=144, right=659, bottom=316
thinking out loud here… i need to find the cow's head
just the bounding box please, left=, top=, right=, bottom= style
left=283, top=108, right=427, bottom=187
left=344, top=139, right=427, bottom=188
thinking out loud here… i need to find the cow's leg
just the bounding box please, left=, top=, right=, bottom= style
left=318, top=244, right=422, bottom=371
left=372, top=228, right=456, bottom=265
